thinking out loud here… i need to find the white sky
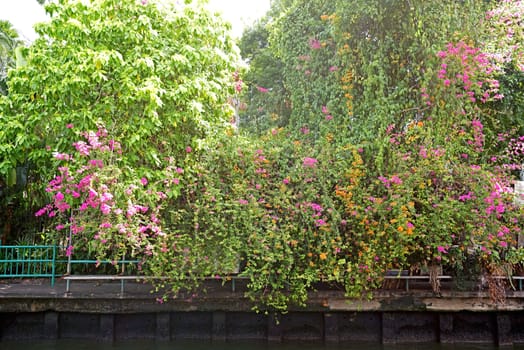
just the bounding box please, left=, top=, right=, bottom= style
left=0, top=0, right=48, bottom=41
left=207, top=0, right=270, bottom=37
left=0, top=0, right=270, bottom=41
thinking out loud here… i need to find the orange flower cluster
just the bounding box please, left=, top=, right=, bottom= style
left=341, top=69, right=354, bottom=115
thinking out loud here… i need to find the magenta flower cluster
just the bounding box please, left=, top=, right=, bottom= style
left=36, top=126, right=180, bottom=259
left=437, top=41, right=503, bottom=103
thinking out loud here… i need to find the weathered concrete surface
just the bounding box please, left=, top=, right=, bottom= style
left=2, top=278, right=524, bottom=313
left=2, top=278, right=524, bottom=345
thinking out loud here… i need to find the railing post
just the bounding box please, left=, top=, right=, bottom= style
left=66, top=220, right=73, bottom=294
left=51, top=245, right=56, bottom=287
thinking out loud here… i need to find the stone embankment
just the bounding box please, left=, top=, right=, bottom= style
left=1, top=279, right=524, bottom=345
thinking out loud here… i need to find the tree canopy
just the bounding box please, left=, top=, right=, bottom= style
left=0, top=0, right=240, bottom=179
left=0, top=20, right=21, bottom=96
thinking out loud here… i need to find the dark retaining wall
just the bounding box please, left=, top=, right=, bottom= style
left=3, top=280, right=524, bottom=345
left=2, top=310, right=524, bottom=346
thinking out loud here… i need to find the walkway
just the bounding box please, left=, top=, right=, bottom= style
left=2, top=277, right=524, bottom=313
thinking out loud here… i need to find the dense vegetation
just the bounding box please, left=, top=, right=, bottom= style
left=0, top=0, right=523, bottom=311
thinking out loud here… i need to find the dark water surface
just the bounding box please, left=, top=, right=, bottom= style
left=0, top=340, right=510, bottom=350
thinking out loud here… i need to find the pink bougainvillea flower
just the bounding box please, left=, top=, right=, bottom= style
left=100, top=192, right=113, bottom=202
left=54, top=192, right=65, bottom=202
left=458, top=192, right=473, bottom=201
left=100, top=222, right=112, bottom=229
left=127, top=204, right=137, bottom=217
left=100, top=203, right=111, bottom=215
left=418, top=147, right=428, bottom=159
left=71, top=225, right=84, bottom=234
left=185, top=146, right=192, bottom=153
left=282, top=178, right=290, bottom=185
left=315, top=219, right=326, bottom=227
left=257, top=86, right=269, bottom=93
left=310, top=202, right=323, bottom=212
left=73, top=141, right=90, bottom=156
left=56, top=201, right=70, bottom=212
left=235, top=80, right=243, bottom=93
left=309, top=38, right=321, bottom=49
left=89, top=159, right=104, bottom=168
left=66, top=123, right=74, bottom=129
left=141, top=177, right=148, bottom=186
left=390, top=175, right=403, bottom=185
left=437, top=246, right=448, bottom=254
left=135, top=205, right=149, bottom=213
left=303, top=157, right=318, bottom=168
left=65, top=245, right=74, bottom=257
left=53, top=152, right=70, bottom=161
left=378, top=176, right=390, bottom=188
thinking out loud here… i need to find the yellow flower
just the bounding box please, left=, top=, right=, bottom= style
left=319, top=252, right=327, bottom=260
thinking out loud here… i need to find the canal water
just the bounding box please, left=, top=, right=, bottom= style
left=0, top=340, right=510, bottom=350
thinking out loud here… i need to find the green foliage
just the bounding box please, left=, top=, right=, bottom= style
left=159, top=128, right=352, bottom=310
left=0, top=0, right=240, bottom=241
left=334, top=0, right=489, bottom=145
left=0, top=20, right=21, bottom=95
left=238, top=20, right=290, bottom=134
left=0, top=0, right=239, bottom=180
left=482, top=0, right=524, bottom=134
left=2, top=0, right=524, bottom=313
left=269, top=0, right=345, bottom=136
left=231, top=0, right=524, bottom=308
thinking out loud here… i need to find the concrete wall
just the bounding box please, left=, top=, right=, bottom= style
left=3, top=280, right=524, bottom=345
left=2, top=310, right=524, bottom=346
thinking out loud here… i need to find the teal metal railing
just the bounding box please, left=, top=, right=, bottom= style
left=2, top=245, right=524, bottom=295
left=0, top=245, right=57, bottom=286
